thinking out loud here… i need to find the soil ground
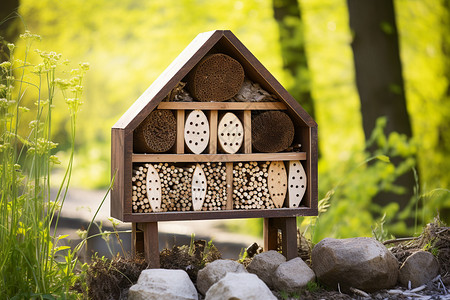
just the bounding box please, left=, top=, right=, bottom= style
left=58, top=189, right=450, bottom=299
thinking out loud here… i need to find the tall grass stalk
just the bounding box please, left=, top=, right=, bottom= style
left=0, top=31, right=88, bottom=298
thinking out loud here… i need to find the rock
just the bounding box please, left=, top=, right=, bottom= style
left=205, top=272, right=277, bottom=300
left=128, top=269, right=198, bottom=300
left=246, top=250, right=286, bottom=288
left=398, top=250, right=440, bottom=288
left=311, top=237, right=398, bottom=292
left=273, top=257, right=316, bottom=292
left=196, top=259, right=247, bottom=295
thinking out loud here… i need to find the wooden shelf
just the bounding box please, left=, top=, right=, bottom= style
left=157, top=102, right=287, bottom=110
left=132, top=152, right=306, bottom=163
left=125, top=206, right=318, bottom=222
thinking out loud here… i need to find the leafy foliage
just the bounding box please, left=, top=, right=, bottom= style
left=0, top=31, right=88, bottom=298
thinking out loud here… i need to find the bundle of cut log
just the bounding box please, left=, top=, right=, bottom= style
left=132, top=165, right=151, bottom=213
left=201, top=162, right=227, bottom=211
left=232, top=161, right=276, bottom=210
left=154, top=163, right=193, bottom=212
left=132, top=163, right=193, bottom=213
left=132, top=162, right=228, bottom=213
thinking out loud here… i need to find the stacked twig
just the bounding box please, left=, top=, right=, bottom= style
left=132, top=162, right=228, bottom=213
left=201, top=162, right=227, bottom=211
left=154, top=163, right=193, bottom=212
left=132, top=163, right=193, bottom=213
left=232, top=161, right=275, bottom=210
left=132, top=164, right=151, bottom=213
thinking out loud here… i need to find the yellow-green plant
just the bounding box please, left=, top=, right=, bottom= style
left=0, top=30, right=88, bottom=298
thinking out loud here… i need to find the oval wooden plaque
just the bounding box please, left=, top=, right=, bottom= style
left=192, top=164, right=207, bottom=211
left=268, top=161, right=288, bottom=208
left=184, top=110, right=209, bottom=154
left=287, top=161, right=307, bottom=208
left=146, top=164, right=162, bottom=212
left=218, top=112, right=244, bottom=154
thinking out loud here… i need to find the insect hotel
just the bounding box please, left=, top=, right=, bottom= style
left=111, top=30, right=318, bottom=268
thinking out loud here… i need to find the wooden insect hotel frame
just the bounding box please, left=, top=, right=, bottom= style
left=111, top=30, right=318, bottom=268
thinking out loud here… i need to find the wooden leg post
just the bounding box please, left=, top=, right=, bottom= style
left=263, top=217, right=298, bottom=260
left=134, top=222, right=160, bottom=268
left=263, top=218, right=278, bottom=252
left=143, top=222, right=160, bottom=268
left=132, top=223, right=144, bottom=258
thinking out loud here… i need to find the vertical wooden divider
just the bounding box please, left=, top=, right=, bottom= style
left=176, top=110, right=185, bottom=154
left=243, top=110, right=252, bottom=154
left=209, top=110, right=218, bottom=154
left=226, top=162, right=234, bottom=210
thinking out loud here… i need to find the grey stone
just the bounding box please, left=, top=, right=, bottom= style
left=128, top=269, right=198, bottom=300
left=205, top=272, right=277, bottom=300
left=246, top=250, right=286, bottom=288
left=197, top=259, right=247, bottom=295
left=273, top=257, right=316, bottom=292
left=311, top=237, right=398, bottom=292
left=399, top=250, right=440, bottom=288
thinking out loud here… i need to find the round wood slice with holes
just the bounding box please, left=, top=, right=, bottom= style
left=218, top=112, right=243, bottom=154
left=268, top=161, right=288, bottom=208
left=184, top=110, right=209, bottom=154
left=288, top=161, right=307, bottom=208
left=192, top=164, right=207, bottom=211
left=146, top=164, right=162, bottom=212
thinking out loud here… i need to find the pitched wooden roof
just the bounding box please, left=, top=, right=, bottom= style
left=113, top=30, right=317, bottom=134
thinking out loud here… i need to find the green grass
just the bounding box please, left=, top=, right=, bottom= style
left=0, top=30, right=88, bottom=298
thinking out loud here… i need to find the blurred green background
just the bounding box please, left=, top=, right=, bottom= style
left=2, top=0, right=449, bottom=241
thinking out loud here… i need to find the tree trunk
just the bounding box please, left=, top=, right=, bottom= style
left=347, top=0, right=416, bottom=225
left=438, top=0, right=450, bottom=219
left=272, top=0, right=315, bottom=121
left=0, top=0, right=20, bottom=62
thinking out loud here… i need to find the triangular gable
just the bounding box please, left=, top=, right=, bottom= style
left=113, top=30, right=316, bottom=134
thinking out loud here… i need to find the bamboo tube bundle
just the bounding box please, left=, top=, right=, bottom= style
left=201, top=162, right=227, bottom=211
left=131, top=164, right=152, bottom=213
left=132, top=163, right=195, bottom=213
left=134, top=110, right=177, bottom=153
left=187, top=53, right=245, bottom=102
left=251, top=111, right=295, bottom=153
left=232, top=161, right=275, bottom=210
left=154, top=163, right=194, bottom=212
